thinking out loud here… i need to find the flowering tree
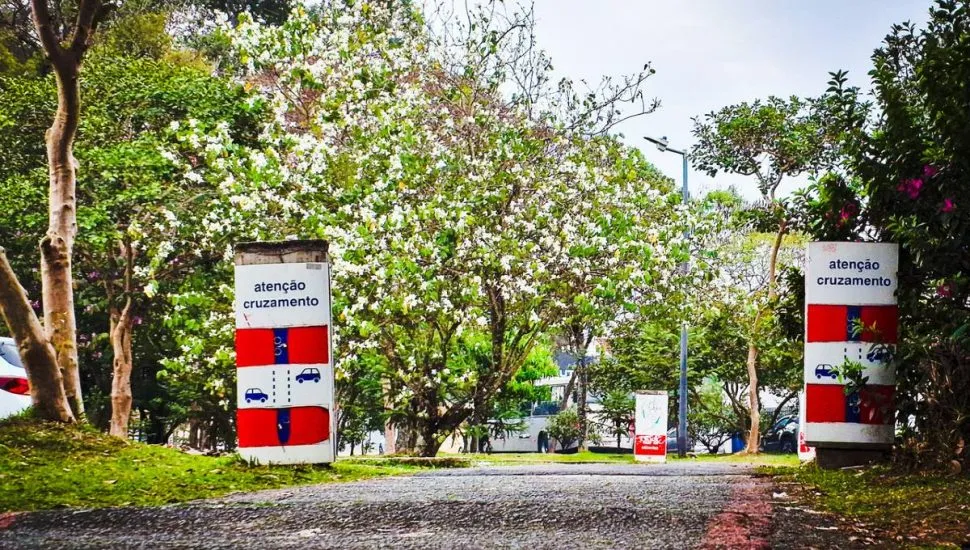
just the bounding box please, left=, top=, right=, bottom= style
left=156, top=0, right=686, bottom=456
left=0, top=14, right=262, bottom=436
left=690, top=97, right=837, bottom=452
left=817, top=0, right=970, bottom=470
left=0, top=0, right=112, bottom=422
left=421, top=1, right=671, bottom=451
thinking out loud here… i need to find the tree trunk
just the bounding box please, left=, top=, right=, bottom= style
left=419, top=424, right=441, bottom=457
left=384, top=422, right=396, bottom=454
left=743, top=341, right=761, bottom=453
left=188, top=420, right=199, bottom=448
left=743, top=218, right=788, bottom=454
left=382, top=377, right=396, bottom=454
left=469, top=394, right=488, bottom=453
left=0, top=247, right=74, bottom=422
left=577, top=357, right=588, bottom=450
left=41, top=58, right=84, bottom=419
left=108, top=302, right=133, bottom=438
left=334, top=413, right=343, bottom=453
left=559, top=366, right=578, bottom=410
left=31, top=0, right=106, bottom=419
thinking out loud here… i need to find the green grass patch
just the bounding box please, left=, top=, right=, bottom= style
left=672, top=451, right=800, bottom=467
left=0, top=418, right=461, bottom=512
left=458, top=450, right=636, bottom=464
left=454, top=450, right=799, bottom=467
left=762, top=464, right=970, bottom=548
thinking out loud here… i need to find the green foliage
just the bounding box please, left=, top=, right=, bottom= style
left=818, top=0, right=970, bottom=469
left=98, top=12, right=172, bottom=59
left=0, top=1, right=701, bottom=458
left=546, top=408, right=582, bottom=451
left=691, top=95, right=838, bottom=198
left=589, top=321, right=681, bottom=397
left=688, top=379, right=740, bottom=454
left=334, top=350, right=385, bottom=454
left=493, top=341, right=558, bottom=413
left=199, top=0, right=294, bottom=24
left=789, top=173, right=865, bottom=241
left=596, top=390, right=634, bottom=450
left=0, top=9, right=261, bottom=438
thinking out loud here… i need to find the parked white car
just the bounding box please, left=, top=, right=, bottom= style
left=0, top=337, right=31, bottom=419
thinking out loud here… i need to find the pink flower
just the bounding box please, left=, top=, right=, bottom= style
left=937, top=283, right=952, bottom=298
left=923, top=165, right=939, bottom=179
left=941, top=198, right=955, bottom=213
left=898, top=177, right=923, bottom=199
left=838, top=203, right=857, bottom=225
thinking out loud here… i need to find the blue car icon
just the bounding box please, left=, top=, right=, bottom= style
left=867, top=347, right=893, bottom=364
left=245, top=388, right=268, bottom=403
left=815, top=364, right=838, bottom=380
left=295, top=367, right=321, bottom=384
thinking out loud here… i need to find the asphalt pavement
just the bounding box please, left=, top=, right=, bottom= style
left=0, top=461, right=856, bottom=549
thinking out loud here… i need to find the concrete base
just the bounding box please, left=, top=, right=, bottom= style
left=815, top=447, right=890, bottom=469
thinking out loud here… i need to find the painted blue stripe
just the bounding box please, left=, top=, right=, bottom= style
left=845, top=391, right=861, bottom=423
left=846, top=306, right=862, bottom=341
left=276, top=408, right=291, bottom=444
left=273, top=328, right=289, bottom=364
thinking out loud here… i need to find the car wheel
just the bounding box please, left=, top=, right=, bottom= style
left=261, top=397, right=266, bottom=403
left=298, top=379, right=303, bottom=383
left=781, top=438, right=796, bottom=453
left=246, top=398, right=251, bottom=403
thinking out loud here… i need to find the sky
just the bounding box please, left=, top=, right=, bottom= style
left=531, top=0, right=932, bottom=200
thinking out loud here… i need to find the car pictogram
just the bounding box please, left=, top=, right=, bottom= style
left=245, top=388, right=269, bottom=403
left=814, top=364, right=838, bottom=379
left=295, top=367, right=321, bottom=383
left=866, top=346, right=893, bottom=363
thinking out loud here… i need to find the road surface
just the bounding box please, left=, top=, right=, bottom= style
left=0, top=461, right=852, bottom=549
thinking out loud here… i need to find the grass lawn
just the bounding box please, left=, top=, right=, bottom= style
left=0, top=418, right=465, bottom=512
left=678, top=451, right=800, bottom=467
left=764, top=464, right=970, bottom=548
left=454, top=450, right=800, bottom=467
left=459, top=450, right=636, bottom=464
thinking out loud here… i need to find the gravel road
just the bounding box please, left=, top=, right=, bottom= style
left=0, top=461, right=854, bottom=549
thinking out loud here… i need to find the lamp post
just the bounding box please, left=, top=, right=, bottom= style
left=644, top=135, right=689, bottom=458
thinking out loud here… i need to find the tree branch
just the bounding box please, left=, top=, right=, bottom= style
left=29, top=0, right=63, bottom=62
left=69, top=0, right=101, bottom=56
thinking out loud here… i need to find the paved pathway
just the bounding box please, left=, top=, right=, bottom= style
left=0, top=461, right=851, bottom=549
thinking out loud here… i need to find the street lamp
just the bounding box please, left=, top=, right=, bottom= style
left=644, top=135, right=689, bottom=458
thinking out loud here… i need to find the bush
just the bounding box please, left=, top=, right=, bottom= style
left=815, top=2, right=970, bottom=469
left=547, top=408, right=582, bottom=451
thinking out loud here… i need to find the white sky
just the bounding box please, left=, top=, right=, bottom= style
left=532, top=0, right=932, bottom=200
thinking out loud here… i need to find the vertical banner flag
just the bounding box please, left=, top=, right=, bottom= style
left=797, top=391, right=816, bottom=462
left=804, top=242, right=898, bottom=448
left=634, top=391, right=668, bottom=463
left=235, top=260, right=334, bottom=464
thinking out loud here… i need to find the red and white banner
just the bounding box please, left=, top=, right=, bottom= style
left=797, top=391, right=815, bottom=461
left=634, top=391, right=668, bottom=463
left=804, top=242, right=898, bottom=448
left=235, top=261, right=334, bottom=464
